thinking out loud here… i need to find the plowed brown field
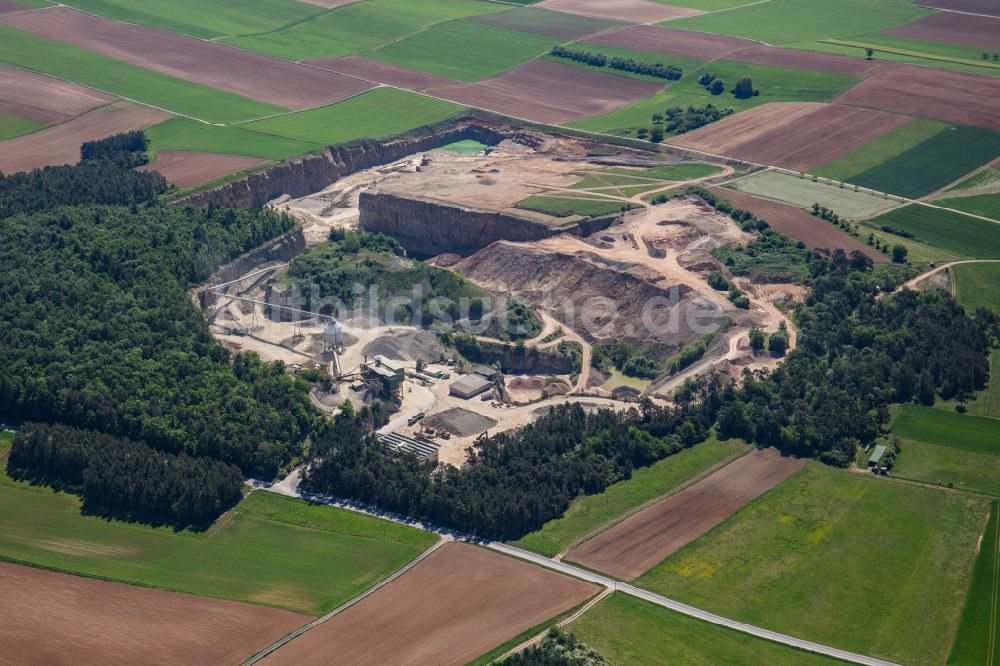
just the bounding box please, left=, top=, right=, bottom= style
left=304, top=55, right=460, bottom=91
left=0, top=66, right=113, bottom=124
left=836, top=64, right=1000, bottom=131
left=142, top=151, right=267, bottom=188
left=424, top=60, right=661, bottom=124
left=708, top=186, right=887, bottom=261
left=0, top=1, right=28, bottom=13
left=731, top=45, right=884, bottom=76
left=262, top=542, right=597, bottom=666
left=673, top=103, right=910, bottom=170
left=567, top=448, right=805, bottom=580
left=538, top=0, right=702, bottom=23
left=0, top=561, right=308, bottom=666
left=917, top=0, right=1000, bottom=16
left=588, top=24, right=757, bottom=59
left=0, top=101, right=170, bottom=174
left=885, top=11, right=1000, bottom=50
left=0, top=7, right=373, bottom=110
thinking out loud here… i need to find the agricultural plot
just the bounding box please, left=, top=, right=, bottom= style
left=243, top=88, right=463, bottom=147
left=144, top=117, right=321, bottom=161
left=726, top=170, right=899, bottom=218
left=918, top=0, right=1000, bottom=16
left=801, top=38, right=1000, bottom=78
left=366, top=20, right=555, bottom=82
left=868, top=204, right=1000, bottom=258
left=728, top=45, right=884, bottom=77
left=0, top=102, right=170, bottom=174
left=0, top=112, right=41, bottom=141
left=304, top=55, right=460, bottom=92
left=1, top=7, right=375, bottom=110
left=937, top=192, right=1000, bottom=222
left=515, top=194, right=633, bottom=218
left=424, top=60, right=662, bottom=124
left=140, top=151, right=268, bottom=189
left=948, top=501, right=1000, bottom=666
left=0, top=65, right=112, bottom=124
left=511, top=438, right=749, bottom=557
left=569, top=593, right=841, bottom=665
left=953, top=262, right=1000, bottom=314
left=884, top=12, right=1000, bottom=52
left=1, top=562, right=308, bottom=666
left=587, top=25, right=757, bottom=61
left=892, top=404, right=1000, bottom=457
left=811, top=118, right=947, bottom=184
left=469, top=6, right=621, bottom=40
left=891, top=437, right=1000, bottom=496
left=260, top=542, right=598, bottom=665
left=636, top=463, right=989, bottom=666
left=567, top=448, right=805, bottom=580
left=537, top=0, right=703, bottom=23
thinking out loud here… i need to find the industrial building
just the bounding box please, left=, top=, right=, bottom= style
left=449, top=373, right=492, bottom=399
left=363, top=355, right=405, bottom=398
left=377, top=431, right=439, bottom=464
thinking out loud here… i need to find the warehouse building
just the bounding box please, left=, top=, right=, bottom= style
left=450, top=373, right=492, bottom=399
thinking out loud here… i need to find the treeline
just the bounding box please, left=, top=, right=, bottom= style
left=302, top=381, right=723, bottom=539
left=550, top=46, right=682, bottom=80
left=592, top=339, right=662, bottom=379
left=9, top=423, right=243, bottom=528
left=80, top=130, right=149, bottom=168
left=687, top=186, right=769, bottom=233
left=501, top=629, right=608, bottom=666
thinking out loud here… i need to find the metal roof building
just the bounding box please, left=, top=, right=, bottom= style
left=868, top=444, right=887, bottom=467
left=377, top=432, right=439, bottom=464
left=449, top=374, right=492, bottom=399
left=473, top=365, right=498, bottom=380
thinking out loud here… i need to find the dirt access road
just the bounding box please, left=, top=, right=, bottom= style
left=885, top=259, right=1000, bottom=296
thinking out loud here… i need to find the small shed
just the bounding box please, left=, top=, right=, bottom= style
left=450, top=374, right=492, bottom=399
left=868, top=444, right=887, bottom=468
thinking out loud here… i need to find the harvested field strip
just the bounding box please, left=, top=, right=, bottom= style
left=869, top=204, right=1000, bottom=259
left=537, top=0, right=703, bottom=23
left=890, top=437, right=1000, bottom=497
left=586, top=25, right=759, bottom=61
left=425, top=60, right=661, bottom=125
left=637, top=463, right=988, bottom=666
left=302, top=55, right=460, bottom=91
left=469, top=6, right=622, bottom=40
left=725, top=170, right=900, bottom=219
left=0, top=65, right=113, bottom=124
left=948, top=501, right=1000, bottom=665
left=141, top=151, right=268, bottom=189
left=0, top=101, right=171, bottom=174
left=811, top=117, right=948, bottom=184
left=0, top=111, right=42, bottom=141
left=260, top=542, right=598, bottom=666
left=0, top=562, right=310, bottom=666
left=0, top=25, right=285, bottom=123
left=567, top=448, right=805, bottom=580
left=511, top=438, right=750, bottom=557
left=892, top=404, right=1000, bottom=456
left=707, top=186, right=887, bottom=261
left=884, top=12, right=1000, bottom=52
left=366, top=20, right=555, bottom=82
left=144, top=117, right=321, bottom=161
left=947, top=167, right=1000, bottom=196
left=0, top=7, right=375, bottom=110
left=242, top=88, right=463, bottom=147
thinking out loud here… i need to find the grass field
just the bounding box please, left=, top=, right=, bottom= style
left=867, top=204, right=1000, bottom=259
left=937, top=192, right=1000, bottom=222
left=794, top=39, right=1000, bottom=77
left=510, top=438, right=749, bottom=557
left=891, top=437, right=1000, bottom=496
left=0, top=433, right=434, bottom=616
left=947, top=501, right=1000, bottom=665
left=367, top=20, right=554, bottom=81
left=812, top=118, right=947, bottom=183
left=571, top=62, right=859, bottom=135
left=665, top=0, right=931, bottom=46
left=145, top=117, right=321, bottom=161
left=221, top=0, right=508, bottom=61
left=514, top=195, right=634, bottom=218
left=948, top=168, right=1000, bottom=194
left=892, top=403, right=1000, bottom=456
left=0, top=112, right=44, bottom=142
left=635, top=462, right=988, bottom=665
left=727, top=170, right=899, bottom=218
left=61, top=0, right=324, bottom=40
left=569, top=593, right=841, bottom=665
left=0, top=25, right=284, bottom=123
left=601, top=163, right=723, bottom=181
left=243, top=88, right=463, bottom=146
left=834, top=31, right=994, bottom=67
left=954, top=262, right=1000, bottom=314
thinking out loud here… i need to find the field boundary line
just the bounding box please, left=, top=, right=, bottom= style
left=492, top=587, right=613, bottom=663
left=242, top=536, right=447, bottom=666
left=990, top=505, right=998, bottom=666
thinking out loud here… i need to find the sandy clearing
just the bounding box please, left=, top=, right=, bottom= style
left=0, top=101, right=171, bottom=174
left=538, top=0, right=702, bottom=24
left=885, top=12, right=1000, bottom=51
left=587, top=24, right=759, bottom=59
left=0, top=561, right=309, bottom=666
left=836, top=64, right=1000, bottom=131
left=262, top=542, right=597, bottom=666
left=141, top=151, right=268, bottom=188
left=730, top=45, right=885, bottom=76
left=566, top=448, right=805, bottom=580
left=303, top=55, right=460, bottom=91
left=671, top=102, right=824, bottom=156
left=708, top=186, right=888, bottom=262
left=0, top=7, right=374, bottom=110
left=423, top=60, right=662, bottom=124
left=917, top=0, right=1000, bottom=16
left=0, top=65, right=113, bottom=124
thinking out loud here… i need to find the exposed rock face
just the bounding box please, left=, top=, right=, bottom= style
left=453, top=336, right=577, bottom=375
left=359, top=192, right=616, bottom=257
left=194, top=226, right=305, bottom=308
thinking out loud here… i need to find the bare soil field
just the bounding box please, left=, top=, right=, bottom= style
left=671, top=102, right=823, bottom=156
left=588, top=25, right=758, bottom=60
left=304, top=55, right=460, bottom=91
left=424, top=60, right=662, bottom=124
left=141, top=151, right=267, bottom=188
left=917, top=0, right=1000, bottom=16
left=885, top=11, right=1000, bottom=50
left=262, top=542, right=597, bottom=666
left=730, top=45, right=885, bottom=76
left=0, top=1, right=28, bottom=13
left=0, top=7, right=374, bottom=110
left=0, top=65, right=113, bottom=124
left=566, top=448, right=805, bottom=580
left=0, top=561, right=308, bottom=666
left=676, top=103, right=909, bottom=171
left=836, top=64, right=1000, bottom=131
left=708, top=186, right=887, bottom=261
left=0, top=101, right=171, bottom=174
left=538, top=0, right=702, bottom=24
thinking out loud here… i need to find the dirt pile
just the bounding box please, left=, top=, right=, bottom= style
left=361, top=329, right=445, bottom=363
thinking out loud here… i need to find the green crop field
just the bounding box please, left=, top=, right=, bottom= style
left=840, top=32, right=990, bottom=66
left=470, top=7, right=621, bottom=40
left=891, top=437, right=1000, bottom=496
left=812, top=118, right=947, bottom=183
left=948, top=168, right=1000, bottom=194
left=937, top=192, right=1000, bottom=222
left=0, top=26, right=284, bottom=123
left=947, top=501, right=1000, bottom=666
left=569, top=593, right=841, bottom=665
left=635, top=463, right=988, bottom=665
left=514, top=195, right=634, bottom=218
left=793, top=39, right=1000, bottom=77
left=0, top=112, right=44, bottom=142
left=892, top=404, right=1000, bottom=456
left=0, top=434, right=434, bottom=616
left=601, top=163, right=723, bottom=181
left=221, top=0, right=508, bottom=61
left=145, top=117, right=321, bottom=161
left=367, top=20, right=554, bottom=81
left=243, top=88, right=463, bottom=146
left=656, top=0, right=761, bottom=9
left=666, top=0, right=932, bottom=46
left=953, top=262, right=1000, bottom=314
left=727, top=170, right=899, bottom=219
left=61, top=0, right=324, bottom=40
left=510, top=438, right=749, bottom=557
left=867, top=205, right=1000, bottom=258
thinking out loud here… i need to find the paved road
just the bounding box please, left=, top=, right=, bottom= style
left=255, top=480, right=898, bottom=666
